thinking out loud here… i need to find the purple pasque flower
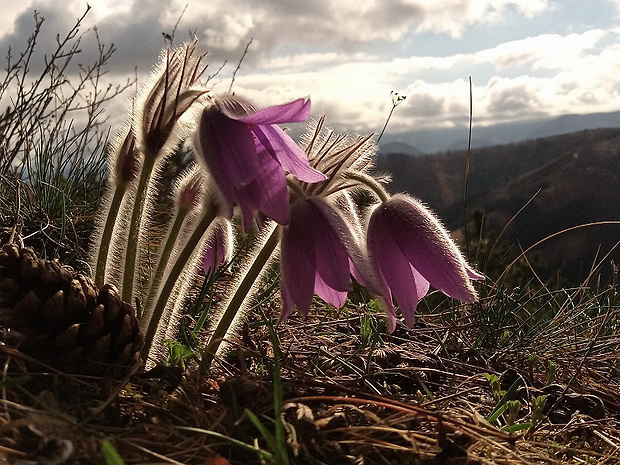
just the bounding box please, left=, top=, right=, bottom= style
left=280, top=196, right=364, bottom=320
left=367, top=194, right=483, bottom=328
left=194, top=94, right=325, bottom=230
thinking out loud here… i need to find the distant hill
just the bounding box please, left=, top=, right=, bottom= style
left=528, top=111, right=620, bottom=140
left=379, top=110, right=620, bottom=154
left=376, top=127, right=620, bottom=283
left=378, top=141, right=424, bottom=157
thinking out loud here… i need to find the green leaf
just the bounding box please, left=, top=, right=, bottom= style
left=487, top=402, right=509, bottom=424
left=101, top=440, right=125, bottom=465
left=502, top=422, right=533, bottom=432
left=486, top=377, right=523, bottom=424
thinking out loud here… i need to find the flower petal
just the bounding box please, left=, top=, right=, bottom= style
left=314, top=273, right=348, bottom=310
left=466, top=264, right=486, bottom=281
left=368, top=212, right=429, bottom=326
left=384, top=195, right=478, bottom=303
left=280, top=198, right=356, bottom=318
left=195, top=106, right=259, bottom=216
left=201, top=219, right=233, bottom=275
left=279, top=285, right=296, bottom=322
left=249, top=143, right=291, bottom=225
left=254, top=124, right=326, bottom=182
left=280, top=211, right=317, bottom=315
left=306, top=199, right=351, bottom=294
left=238, top=98, right=311, bottom=124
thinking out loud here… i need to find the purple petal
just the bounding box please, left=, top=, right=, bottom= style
left=280, top=212, right=317, bottom=316
left=280, top=198, right=356, bottom=317
left=306, top=199, right=351, bottom=294
left=279, top=286, right=297, bottom=322
left=350, top=259, right=367, bottom=287
left=467, top=264, right=485, bottom=281
left=314, top=273, right=348, bottom=310
left=368, top=214, right=429, bottom=327
left=250, top=142, right=291, bottom=225
left=382, top=195, right=478, bottom=303
left=195, top=106, right=259, bottom=216
left=380, top=296, right=398, bottom=333
left=235, top=186, right=261, bottom=232
left=254, top=124, right=326, bottom=182
left=201, top=220, right=232, bottom=275
left=238, top=98, right=311, bottom=124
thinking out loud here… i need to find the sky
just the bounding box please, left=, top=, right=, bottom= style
left=2, top=0, right=620, bottom=140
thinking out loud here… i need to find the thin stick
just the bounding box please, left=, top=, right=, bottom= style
left=377, top=91, right=406, bottom=144
left=228, top=38, right=253, bottom=93
left=463, top=76, right=473, bottom=256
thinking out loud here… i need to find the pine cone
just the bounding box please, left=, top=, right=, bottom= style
left=0, top=244, right=144, bottom=376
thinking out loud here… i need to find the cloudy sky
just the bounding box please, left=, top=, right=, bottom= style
left=2, top=0, right=620, bottom=140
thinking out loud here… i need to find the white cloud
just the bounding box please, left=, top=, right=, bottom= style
left=413, top=0, right=551, bottom=37
left=226, top=26, right=620, bottom=133
left=1, top=0, right=619, bottom=144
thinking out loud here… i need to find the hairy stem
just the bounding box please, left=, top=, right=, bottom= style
left=121, top=154, right=156, bottom=302
left=342, top=170, right=390, bottom=203
left=141, top=207, right=217, bottom=359
left=142, top=205, right=191, bottom=317
left=94, top=184, right=126, bottom=287
left=202, top=225, right=280, bottom=370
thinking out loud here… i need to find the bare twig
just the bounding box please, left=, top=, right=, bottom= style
left=463, top=76, right=473, bottom=256
left=228, top=38, right=253, bottom=93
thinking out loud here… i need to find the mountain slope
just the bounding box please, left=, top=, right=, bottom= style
left=376, top=127, right=620, bottom=282
left=380, top=110, right=620, bottom=154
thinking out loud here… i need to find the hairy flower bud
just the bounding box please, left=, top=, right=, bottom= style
left=136, top=41, right=208, bottom=158
left=114, top=128, right=139, bottom=186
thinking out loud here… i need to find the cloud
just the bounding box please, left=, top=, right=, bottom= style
left=0, top=0, right=554, bottom=73
left=1, top=0, right=618, bottom=144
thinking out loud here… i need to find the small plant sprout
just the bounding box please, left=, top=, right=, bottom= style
left=531, top=395, right=548, bottom=427
left=546, top=360, right=558, bottom=386
left=506, top=400, right=521, bottom=427
left=484, top=373, right=503, bottom=403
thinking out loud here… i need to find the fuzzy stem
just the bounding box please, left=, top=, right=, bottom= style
left=121, top=154, right=157, bottom=303
left=142, top=205, right=191, bottom=320
left=286, top=177, right=307, bottom=200
left=142, top=207, right=218, bottom=359
left=94, top=184, right=126, bottom=287
left=342, top=170, right=390, bottom=203
left=202, top=225, right=280, bottom=370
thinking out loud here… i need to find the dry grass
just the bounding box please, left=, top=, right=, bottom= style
left=2, top=287, right=619, bottom=464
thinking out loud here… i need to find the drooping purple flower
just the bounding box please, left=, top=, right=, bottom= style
left=280, top=197, right=363, bottom=320
left=194, top=94, right=325, bottom=230
left=367, top=194, right=483, bottom=329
